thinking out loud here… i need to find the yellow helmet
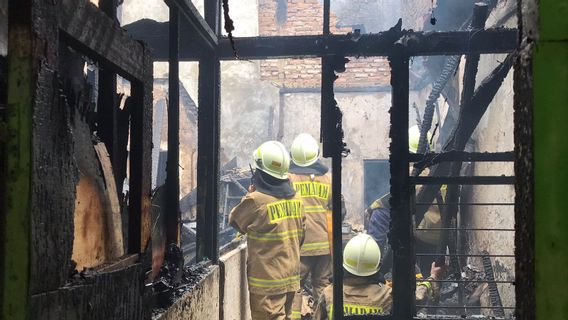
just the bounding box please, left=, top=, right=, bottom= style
left=252, top=141, right=290, bottom=180
left=409, top=125, right=432, bottom=154
left=290, top=133, right=320, bottom=167
left=343, top=233, right=381, bottom=276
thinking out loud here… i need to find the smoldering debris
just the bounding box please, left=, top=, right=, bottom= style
left=152, top=244, right=211, bottom=314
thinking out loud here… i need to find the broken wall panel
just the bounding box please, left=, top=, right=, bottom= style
left=2, top=0, right=155, bottom=318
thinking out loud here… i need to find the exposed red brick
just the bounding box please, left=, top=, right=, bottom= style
left=258, top=0, right=390, bottom=88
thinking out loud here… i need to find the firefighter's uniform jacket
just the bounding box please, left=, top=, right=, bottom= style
left=229, top=190, right=306, bottom=319
left=313, top=276, right=439, bottom=319
left=289, top=172, right=333, bottom=308
left=288, top=173, right=332, bottom=256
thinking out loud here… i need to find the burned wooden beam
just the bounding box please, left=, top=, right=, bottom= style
left=435, top=3, right=489, bottom=289
left=388, top=49, right=415, bottom=319
left=166, top=0, right=218, bottom=50
left=196, top=0, right=221, bottom=263
left=219, top=28, right=517, bottom=59
left=125, top=18, right=517, bottom=61
left=195, top=56, right=221, bottom=263
left=166, top=6, right=181, bottom=247
left=415, top=53, right=516, bottom=224
left=58, top=0, right=146, bottom=81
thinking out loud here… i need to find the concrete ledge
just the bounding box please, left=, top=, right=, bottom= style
left=155, top=265, right=220, bottom=320
left=220, top=244, right=250, bottom=320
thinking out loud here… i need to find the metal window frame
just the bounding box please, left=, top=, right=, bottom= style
left=156, top=1, right=527, bottom=319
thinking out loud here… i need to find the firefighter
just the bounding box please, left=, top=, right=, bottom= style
left=229, top=141, right=306, bottom=320
left=288, top=133, right=333, bottom=304
left=408, top=125, right=445, bottom=275
left=313, top=234, right=443, bottom=319
left=365, top=125, right=444, bottom=276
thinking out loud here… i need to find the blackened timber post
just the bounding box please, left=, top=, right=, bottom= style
left=196, top=55, right=221, bottom=262
left=166, top=6, right=181, bottom=246
left=98, top=0, right=119, bottom=190
left=389, top=51, right=415, bottom=318
left=196, top=0, right=221, bottom=263
left=321, top=54, right=344, bottom=320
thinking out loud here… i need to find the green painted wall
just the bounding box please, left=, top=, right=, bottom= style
left=534, top=0, right=568, bottom=319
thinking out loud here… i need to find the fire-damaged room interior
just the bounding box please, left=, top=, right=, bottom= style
left=0, top=0, right=566, bottom=319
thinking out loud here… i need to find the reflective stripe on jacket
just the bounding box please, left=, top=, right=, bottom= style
left=314, top=277, right=392, bottom=320
left=229, top=191, right=306, bottom=295
left=313, top=276, right=440, bottom=319
left=288, top=173, right=332, bottom=256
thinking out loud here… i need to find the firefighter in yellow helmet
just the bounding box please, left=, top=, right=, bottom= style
left=313, top=234, right=443, bottom=319
left=229, top=141, right=306, bottom=320
left=365, top=125, right=444, bottom=276
left=287, top=134, right=333, bottom=306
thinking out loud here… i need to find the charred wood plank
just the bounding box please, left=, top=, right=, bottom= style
left=58, top=0, right=146, bottom=80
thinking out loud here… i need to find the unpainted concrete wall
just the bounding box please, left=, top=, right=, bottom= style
left=220, top=244, right=251, bottom=320
left=156, top=245, right=252, bottom=320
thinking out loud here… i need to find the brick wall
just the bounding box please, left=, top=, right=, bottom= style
left=259, top=0, right=391, bottom=88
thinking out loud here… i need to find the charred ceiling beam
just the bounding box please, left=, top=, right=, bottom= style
left=216, top=28, right=517, bottom=59
left=125, top=19, right=517, bottom=61
left=58, top=0, right=146, bottom=81
left=166, top=0, right=218, bottom=51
